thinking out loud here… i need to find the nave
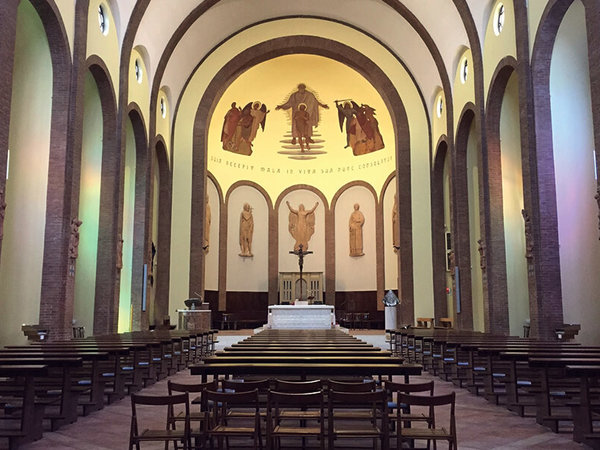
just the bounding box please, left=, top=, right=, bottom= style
left=17, top=331, right=580, bottom=450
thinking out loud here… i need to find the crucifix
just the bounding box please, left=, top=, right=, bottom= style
left=289, top=244, right=313, bottom=301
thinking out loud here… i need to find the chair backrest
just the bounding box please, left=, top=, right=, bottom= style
left=398, top=391, right=455, bottom=408
left=268, top=389, right=324, bottom=408
left=168, top=379, right=218, bottom=395
left=204, top=388, right=260, bottom=426
left=384, top=380, right=434, bottom=395
left=130, top=392, right=190, bottom=442
left=221, top=378, right=271, bottom=393
left=327, top=378, right=376, bottom=392
left=274, top=379, right=322, bottom=393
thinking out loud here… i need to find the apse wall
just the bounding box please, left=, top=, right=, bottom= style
left=168, top=18, right=434, bottom=321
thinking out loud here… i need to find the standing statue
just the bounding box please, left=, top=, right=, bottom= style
left=286, top=200, right=319, bottom=252
left=392, top=193, right=400, bottom=251
left=349, top=203, right=365, bottom=257
left=0, top=188, right=6, bottom=240
left=276, top=83, right=328, bottom=145
left=116, top=236, right=124, bottom=270
left=595, top=185, right=600, bottom=239
left=477, top=238, right=487, bottom=272
left=204, top=195, right=211, bottom=252
left=68, top=217, right=83, bottom=259
left=239, top=203, right=254, bottom=257
left=522, top=209, right=534, bottom=260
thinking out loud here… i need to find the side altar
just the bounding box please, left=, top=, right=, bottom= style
left=268, top=304, right=334, bottom=329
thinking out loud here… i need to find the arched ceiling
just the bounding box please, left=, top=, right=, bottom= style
left=120, top=0, right=495, bottom=114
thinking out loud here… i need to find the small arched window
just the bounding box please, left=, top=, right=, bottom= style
left=98, top=4, right=109, bottom=36
left=494, top=3, right=506, bottom=36
left=134, top=59, right=143, bottom=84
left=460, top=58, right=469, bottom=84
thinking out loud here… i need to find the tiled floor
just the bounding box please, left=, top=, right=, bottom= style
left=16, top=330, right=583, bottom=449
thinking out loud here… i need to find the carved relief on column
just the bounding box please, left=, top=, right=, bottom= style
left=521, top=209, right=534, bottom=261
left=0, top=188, right=6, bottom=241
left=595, top=185, right=600, bottom=239
left=68, top=218, right=83, bottom=260
left=477, top=238, right=487, bottom=272
left=116, top=236, right=123, bottom=271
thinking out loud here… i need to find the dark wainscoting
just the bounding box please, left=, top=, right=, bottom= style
left=204, top=290, right=385, bottom=329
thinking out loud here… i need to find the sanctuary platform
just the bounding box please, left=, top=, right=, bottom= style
left=268, top=304, right=334, bottom=329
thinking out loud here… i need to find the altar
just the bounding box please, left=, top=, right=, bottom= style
left=268, top=304, right=334, bottom=329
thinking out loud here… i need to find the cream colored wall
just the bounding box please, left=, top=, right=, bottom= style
left=453, top=48, right=476, bottom=133
left=128, top=47, right=150, bottom=133
left=155, top=89, right=171, bottom=163
left=278, top=190, right=325, bottom=280
left=483, top=1, right=517, bottom=101
left=226, top=186, right=269, bottom=292
left=87, top=0, right=119, bottom=99
left=0, top=0, right=51, bottom=346
left=74, top=72, right=103, bottom=334
left=205, top=179, right=219, bottom=291
left=383, top=179, right=398, bottom=291
left=432, top=89, right=447, bottom=157
left=467, top=120, right=484, bottom=331
left=500, top=73, right=529, bottom=337
left=117, top=118, right=135, bottom=332
left=528, top=0, right=550, bottom=60
left=334, top=187, right=377, bottom=291
left=169, top=18, right=433, bottom=315
left=54, top=0, right=75, bottom=57
left=551, top=1, right=600, bottom=345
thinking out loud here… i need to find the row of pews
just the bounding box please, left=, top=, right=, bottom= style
left=389, top=328, right=600, bottom=449
left=0, top=329, right=218, bottom=449
left=190, top=329, right=422, bottom=382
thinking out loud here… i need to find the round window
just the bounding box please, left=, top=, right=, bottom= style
left=135, top=59, right=143, bottom=84
left=460, top=57, right=469, bottom=84
left=436, top=95, right=443, bottom=118
left=494, top=3, right=506, bottom=36
left=160, top=97, right=167, bottom=119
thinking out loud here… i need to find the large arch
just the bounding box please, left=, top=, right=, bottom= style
left=189, top=35, right=414, bottom=322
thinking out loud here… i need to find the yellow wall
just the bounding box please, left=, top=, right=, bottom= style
left=87, top=0, right=119, bottom=99
left=155, top=89, right=171, bottom=163
left=54, top=0, right=75, bottom=57
left=0, top=0, right=52, bottom=346
left=483, top=1, right=517, bottom=101
left=128, top=47, right=150, bottom=134
left=528, top=0, right=550, bottom=59
left=453, top=48, right=475, bottom=133
left=383, top=179, right=398, bottom=291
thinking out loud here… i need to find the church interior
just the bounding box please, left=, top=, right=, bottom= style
left=0, top=0, right=600, bottom=448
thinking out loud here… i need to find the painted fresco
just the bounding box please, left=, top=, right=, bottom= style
left=207, top=54, right=395, bottom=202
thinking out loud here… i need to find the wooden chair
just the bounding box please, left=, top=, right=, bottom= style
left=273, top=379, right=322, bottom=393
left=167, top=379, right=217, bottom=449
left=203, top=388, right=262, bottom=450
left=266, top=390, right=325, bottom=450
left=384, top=380, right=434, bottom=449
left=327, top=389, right=389, bottom=450
left=397, top=392, right=457, bottom=450
left=129, top=392, right=190, bottom=450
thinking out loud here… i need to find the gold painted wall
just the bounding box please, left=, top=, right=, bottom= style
left=208, top=54, right=395, bottom=204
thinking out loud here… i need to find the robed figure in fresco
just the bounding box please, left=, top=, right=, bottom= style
left=286, top=201, right=319, bottom=252
left=336, top=99, right=384, bottom=155
left=276, top=83, right=328, bottom=145
left=221, top=101, right=268, bottom=155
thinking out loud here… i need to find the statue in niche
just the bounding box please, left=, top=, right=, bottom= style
left=335, top=99, right=384, bottom=155
left=239, top=203, right=254, bottom=257
left=116, top=236, right=123, bottom=270
left=522, top=209, right=534, bottom=260
left=477, top=238, right=487, bottom=272
left=68, top=218, right=83, bottom=259
left=276, top=83, right=328, bottom=147
left=349, top=203, right=365, bottom=257
left=0, top=188, right=6, bottom=240
left=286, top=200, right=319, bottom=252
left=203, top=195, right=211, bottom=253
left=595, top=185, right=600, bottom=239
left=392, top=193, right=400, bottom=252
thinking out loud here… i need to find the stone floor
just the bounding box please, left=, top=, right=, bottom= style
left=14, top=330, right=583, bottom=449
